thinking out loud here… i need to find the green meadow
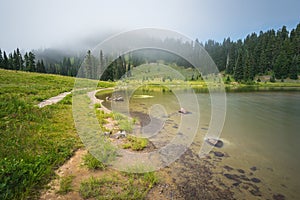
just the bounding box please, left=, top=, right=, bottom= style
left=0, top=69, right=80, bottom=199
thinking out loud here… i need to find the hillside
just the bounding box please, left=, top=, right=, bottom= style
left=0, top=69, right=80, bottom=199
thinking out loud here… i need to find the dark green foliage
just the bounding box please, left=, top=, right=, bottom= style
left=270, top=74, right=276, bottom=82
left=205, top=23, right=300, bottom=82
left=290, top=55, right=299, bottom=80
left=233, top=49, right=244, bottom=82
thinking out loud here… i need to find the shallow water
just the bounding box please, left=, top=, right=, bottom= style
left=98, top=90, right=300, bottom=199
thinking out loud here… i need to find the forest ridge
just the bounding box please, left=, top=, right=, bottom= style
left=0, top=23, right=299, bottom=82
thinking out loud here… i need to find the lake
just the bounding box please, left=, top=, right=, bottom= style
left=98, top=89, right=300, bottom=199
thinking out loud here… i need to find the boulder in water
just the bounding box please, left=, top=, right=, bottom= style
left=205, top=138, right=224, bottom=148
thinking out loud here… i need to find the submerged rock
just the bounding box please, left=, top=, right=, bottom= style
left=223, top=165, right=234, bottom=171
left=251, top=177, right=261, bottom=183
left=224, top=173, right=240, bottom=182
left=273, top=193, right=286, bottom=200
left=232, top=182, right=241, bottom=187
left=250, top=188, right=262, bottom=197
left=250, top=166, right=258, bottom=171
left=214, top=151, right=225, bottom=157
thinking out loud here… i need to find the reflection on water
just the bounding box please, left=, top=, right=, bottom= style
left=98, top=89, right=300, bottom=199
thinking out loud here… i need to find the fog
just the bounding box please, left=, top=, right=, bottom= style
left=0, top=0, right=299, bottom=52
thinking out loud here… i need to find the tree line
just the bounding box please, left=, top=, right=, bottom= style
left=0, top=48, right=47, bottom=73
left=0, top=48, right=83, bottom=76
left=204, top=23, right=300, bottom=82
left=1, top=22, right=299, bottom=82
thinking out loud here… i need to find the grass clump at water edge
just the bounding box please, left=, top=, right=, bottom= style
left=79, top=171, right=159, bottom=200
left=122, top=135, right=148, bottom=151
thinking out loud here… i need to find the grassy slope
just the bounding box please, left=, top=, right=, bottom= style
left=0, top=69, right=81, bottom=199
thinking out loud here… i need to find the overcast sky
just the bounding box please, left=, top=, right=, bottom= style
left=0, top=0, right=299, bottom=52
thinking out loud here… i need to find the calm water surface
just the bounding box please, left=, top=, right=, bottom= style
left=100, top=90, right=300, bottom=199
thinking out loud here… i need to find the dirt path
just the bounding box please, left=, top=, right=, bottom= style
left=37, top=91, right=72, bottom=108
left=86, top=88, right=113, bottom=113
left=40, top=88, right=114, bottom=199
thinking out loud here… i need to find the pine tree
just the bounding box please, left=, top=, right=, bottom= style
left=24, top=52, right=29, bottom=71
left=16, top=48, right=23, bottom=70
left=290, top=55, right=299, bottom=79
left=84, top=50, right=93, bottom=78
left=28, top=51, right=36, bottom=72
left=0, top=49, right=3, bottom=69
left=13, top=50, right=19, bottom=70
left=8, top=53, right=13, bottom=70
left=233, top=49, right=244, bottom=82
left=274, top=51, right=289, bottom=79
left=41, top=60, right=46, bottom=73
left=243, top=50, right=254, bottom=81
left=36, top=60, right=46, bottom=73
left=3, top=51, right=9, bottom=69
left=97, top=50, right=105, bottom=79
left=36, top=60, right=41, bottom=72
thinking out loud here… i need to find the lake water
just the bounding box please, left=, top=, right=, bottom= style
left=99, top=90, right=300, bottom=199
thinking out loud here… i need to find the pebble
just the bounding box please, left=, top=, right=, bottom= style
left=250, top=166, right=257, bottom=171
left=214, top=151, right=224, bottom=157
left=232, top=182, right=241, bottom=187
left=251, top=177, right=261, bottom=183
left=172, top=125, right=178, bottom=129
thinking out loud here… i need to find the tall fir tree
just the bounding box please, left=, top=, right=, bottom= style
left=233, top=49, right=244, bottom=82
left=3, top=51, right=9, bottom=69
left=28, top=51, right=36, bottom=72
left=289, top=55, right=299, bottom=79
left=274, top=51, right=289, bottom=79
left=0, top=49, right=3, bottom=69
